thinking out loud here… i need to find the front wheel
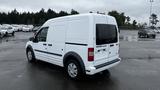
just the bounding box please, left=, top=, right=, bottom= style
left=65, top=60, right=83, bottom=80
left=26, top=49, right=36, bottom=63
left=12, top=32, right=15, bottom=36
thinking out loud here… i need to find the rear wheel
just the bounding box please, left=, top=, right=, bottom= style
left=65, top=59, right=83, bottom=80
left=26, top=49, right=36, bottom=63
left=102, top=70, right=111, bottom=77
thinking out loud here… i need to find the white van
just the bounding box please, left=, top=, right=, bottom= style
left=26, top=13, right=121, bottom=79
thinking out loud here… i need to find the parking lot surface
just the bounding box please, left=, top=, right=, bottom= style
left=0, top=31, right=160, bottom=90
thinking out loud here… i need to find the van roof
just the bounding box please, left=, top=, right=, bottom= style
left=44, top=13, right=115, bottom=26
left=53, top=13, right=113, bottom=20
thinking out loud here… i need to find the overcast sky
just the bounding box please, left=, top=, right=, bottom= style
left=0, top=0, right=159, bottom=25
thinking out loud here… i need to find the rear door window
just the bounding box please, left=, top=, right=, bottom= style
left=96, top=24, right=118, bottom=45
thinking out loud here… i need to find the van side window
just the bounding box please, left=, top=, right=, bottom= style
left=36, top=27, right=48, bottom=42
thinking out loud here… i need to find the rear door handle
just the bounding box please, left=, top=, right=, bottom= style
left=110, top=44, right=114, bottom=47
left=48, top=44, right=52, bottom=46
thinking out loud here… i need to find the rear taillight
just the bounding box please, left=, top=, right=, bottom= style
left=88, top=48, right=94, bottom=61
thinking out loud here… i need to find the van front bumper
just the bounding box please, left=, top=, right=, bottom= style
left=86, top=58, right=121, bottom=75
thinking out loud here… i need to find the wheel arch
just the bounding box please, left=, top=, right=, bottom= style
left=63, top=51, right=86, bottom=74
left=26, top=45, right=34, bottom=52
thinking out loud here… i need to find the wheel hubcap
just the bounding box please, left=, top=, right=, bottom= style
left=27, top=51, right=32, bottom=61
left=68, top=63, right=78, bottom=78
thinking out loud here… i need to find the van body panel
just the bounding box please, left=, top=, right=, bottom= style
left=66, top=18, right=89, bottom=44
left=46, top=22, right=67, bottom=66
left=65, top=17, right=90, bottom=67
left=32, top=27, right=49, bottom=61
left=33, top=42, right=48, bottom=60
left=26, top=13, right=120, bottom=76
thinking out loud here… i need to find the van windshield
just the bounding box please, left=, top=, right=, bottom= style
left=96, top=24, right=118, bottom=45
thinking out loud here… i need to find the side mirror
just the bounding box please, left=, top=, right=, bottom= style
left=29, top=37, right=38, bottom=43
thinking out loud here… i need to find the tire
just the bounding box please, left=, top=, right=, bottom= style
left=146, top=35, right=149, bottom=38
left=101, top=69, right=111, bottom=78
left=152, top=35, right=156, bottom=39
left=65, top=59, right=84, bottom=80
left=12, top=32, right=15, bottom=36
left=5, top=32, right=8, bottom=36
left=26, top=49, right=36, bottom=63
left=138, top=34, right=141, bottom=38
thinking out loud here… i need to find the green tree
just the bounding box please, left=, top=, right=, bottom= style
left=58, top=11, right=69, bottom=17
left=46, top=8, right=57, bottom=19
left=126, top=16, right=131, bottom=24
left=150, top=13, right=159, bottom=26
left=0, top=8, right=139, bottom=28
left=70, top=9, right=79, bottom=15
left=132, top=20, right=137, bottom=29
left=108, top=10, right=126, bottom=26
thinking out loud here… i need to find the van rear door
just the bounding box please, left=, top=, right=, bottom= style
left=94, top=24, right=118, bottom=65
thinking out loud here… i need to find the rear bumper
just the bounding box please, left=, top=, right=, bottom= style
left=86, top=58, right=121, bottom=75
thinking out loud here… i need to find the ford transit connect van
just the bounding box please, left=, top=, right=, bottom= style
left=26, top=13, right=121, bottom=79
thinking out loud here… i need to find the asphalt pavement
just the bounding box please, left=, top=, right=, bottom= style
left=0, top=31, right=160, bottom=90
